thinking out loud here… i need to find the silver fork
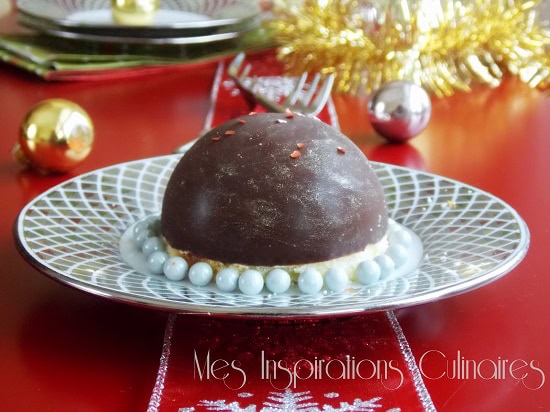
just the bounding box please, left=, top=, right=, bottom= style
left=227, top=52, right=335, bottom=116
left=174, top=55, right=335, bottom=154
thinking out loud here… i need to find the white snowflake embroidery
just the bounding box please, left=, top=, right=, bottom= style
left=263, top=390, right=318, bottom=411
left=179, top=389, right=399, bottom=412
left=199, top=399, right=256, bottom=411
left=322, top=397, right=382, bottom=412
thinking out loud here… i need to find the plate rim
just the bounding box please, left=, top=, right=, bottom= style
left=17, top=10, right=261, bottom=38
left=16, top=0, right=261, bottom=31
left=16, top=13, right=255, bottom=45
left=13, top=155, right=531, bottom=319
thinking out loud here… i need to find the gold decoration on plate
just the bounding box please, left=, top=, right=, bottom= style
left=269, top=0, right=550, bottom=96
left=111, top=0, right=160, bottom=26
left=15, top=99, right=94, bottom=174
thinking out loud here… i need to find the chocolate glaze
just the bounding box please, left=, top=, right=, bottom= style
left=161, top=113, right=388, bottom=266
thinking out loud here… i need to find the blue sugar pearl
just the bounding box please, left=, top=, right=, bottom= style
left=188, top=262, right=213, bottom=286
left=356, top=260, right=381, bottom=285
left=147, top=251, right=168, bottom=275
left=265, top=268, right=291, bottom=294
left=141, top=236, right=165, bottom=257
left=162, top=256, right=188, bottom=281
left=390, top=228, right=413, bottom=246
left=374, top=255, right=395, bottom=280
left=134, top=229, right=152, bottom=248
left=325, top=266, right=349, bottom=292
left=238, top=269, right=264, bottom=296
left=133, top=221, right=148, bottom=237
left=298, top=268, right=323, bottom=295
left=386, top=244, right=408, bottom=267
left=388, top=219, right=400, bottom=231
left=216, top=268, right=239, bottom=292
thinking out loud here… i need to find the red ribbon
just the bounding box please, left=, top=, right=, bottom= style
left=147, top=55, right=436, bottom=412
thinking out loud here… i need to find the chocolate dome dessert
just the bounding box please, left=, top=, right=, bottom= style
left=161, top=112, right=388, bottom=269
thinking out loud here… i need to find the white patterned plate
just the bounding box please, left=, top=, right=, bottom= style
left=14, top=155, right=529, bottom=318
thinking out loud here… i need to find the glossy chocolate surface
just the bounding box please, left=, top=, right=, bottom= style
left=161, top=113, right=388, bottom=266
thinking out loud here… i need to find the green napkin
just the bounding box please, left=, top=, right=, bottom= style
left=0, top=27, right=274, bottom=80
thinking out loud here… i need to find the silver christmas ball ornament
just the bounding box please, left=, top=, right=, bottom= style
left=368, top=81, right=431, bottom=142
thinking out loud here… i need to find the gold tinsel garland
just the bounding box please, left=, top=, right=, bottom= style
left=268, top=0, right=550, bottom=96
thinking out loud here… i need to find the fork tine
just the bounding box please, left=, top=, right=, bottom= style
left=287, top=73, right=309, bottom=106
left=228, top=54, right=258, bottom=109
left=306, top=74, right=335, bottom=116
left=228, top=52, right=245, bottom=76
left=239, top=64, right=252, bottom=83
left=300, top=73, right=321, bottom=107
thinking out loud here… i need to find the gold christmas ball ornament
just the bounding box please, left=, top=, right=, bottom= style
left=16, top=99, right=94, bottom=174
left=111, top=0, right=160, bottom=26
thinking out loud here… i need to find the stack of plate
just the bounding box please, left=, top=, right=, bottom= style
left=17, top=0, right=262, bottom=45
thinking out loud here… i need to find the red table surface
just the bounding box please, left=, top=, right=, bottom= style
left=1, top=9, right=549, bottom=412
